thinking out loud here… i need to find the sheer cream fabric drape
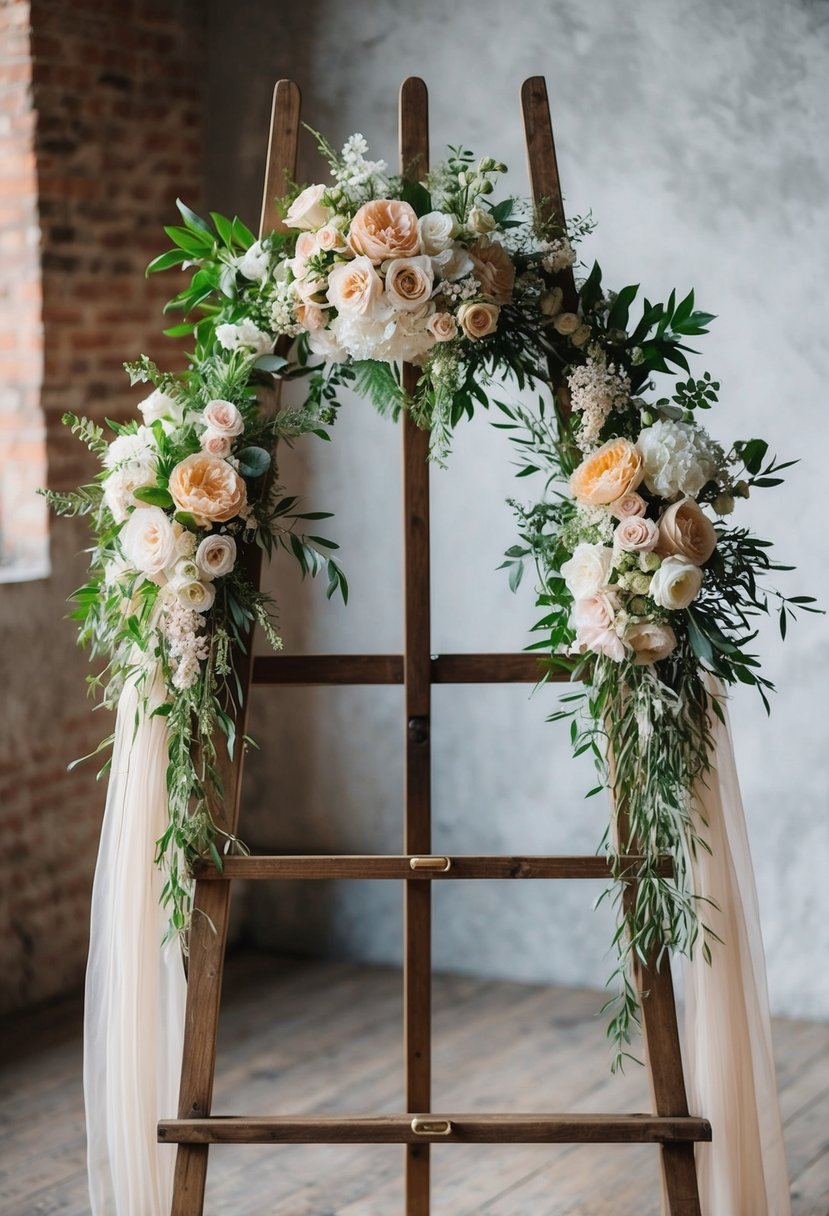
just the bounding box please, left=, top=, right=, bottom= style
left=83, top=667, right=185, bottom=1216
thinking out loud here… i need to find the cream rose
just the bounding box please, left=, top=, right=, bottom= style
left=418, top=211, right=455, bottom=255
left=103, top=462, right=157, bottom=523
left=614, top=516, right=659, bottom=553
left=610, top=492, right=647, bottom=519
left=327, top=255, right=387, bottom=318
left=656, top=498, right=717, bottom=566
left=467, top=206, right=496, bottom=235
left=294, top=231, right=318, bottom=266
left=195, top=534, right=237, bottom=580
left=560, top=542, right=613, bottom=599
left=203, top=398, right=244, bottom=438
left=285, top=183, right=331, bottom=231
left=316, top=223, right=347, bottom=252
left=553, top=312, right=580, bottom=335
left=649, top=556, right=703, bottom=610
left=296, top=302, right=327, bottom=331
left=470, top=239, right=515, bottom=304
left=172, top=576, right=216, bottom=611
left=427, top=312, right=458, bottom=341
left=348, top=199, right=420, bottom=262
left=385, top=255, right=434, bottom=312
left=540, top=288, right=563, bottom=317
left=626, top=621, right=678, bottom=665
left=120, top=505, right=177, bottom=575
left=457, top=300, right=499, bottom=339
left=168, top=453, right=247, bottom=526
left=570, top=438, right=644, bottom=507
left=200, top=430, right=233, bottom=457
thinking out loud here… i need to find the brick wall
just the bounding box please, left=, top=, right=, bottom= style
left=0, top=0, right=47, bottom=580
left=0, top=0, right=207, bottom=1013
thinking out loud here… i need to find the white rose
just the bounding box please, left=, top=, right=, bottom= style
left=172, top=576, right=216, bottom=611
left=637, top=420, right=721, bottom=499
left=138, top=388, right=182, bottom=426
left=203, top=398, right=244, bottom=437
left=385, top=255, right=434, bottom=312
left=215, top=319, right=274, bottom=355
left=467, top=206, right=497, bottom=235
left=120, top=505, right=177, bottom=575
left=649, top=555, right=703, bottom=610
left=284, top=183, right=331, bottom=231
left=196, top=534, right=237, bottom=580
left=560, top=542, right=613, bottom=599
left=417, top=211, right=455, bottom=255
left=431, top=243, right=474, bottom=281
left=235, top=240, right=270, bottom=283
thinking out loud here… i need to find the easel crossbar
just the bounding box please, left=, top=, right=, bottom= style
left=191, top=854, right=674, bottom=880
left=252, top=653, right=573, bottom=685
left=159, top=1113, right=712, bottom=1145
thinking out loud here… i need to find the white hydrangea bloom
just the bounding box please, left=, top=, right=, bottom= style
left=637, top=420, right=722, bottom=499
left=330, top=309, right=436, bottom=364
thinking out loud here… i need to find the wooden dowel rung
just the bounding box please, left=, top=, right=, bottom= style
left=159, top=1112, right=712, bottom=1145
left=190, top=854, right=674, bottom=881
left=251, top=653, right=577, bottom=686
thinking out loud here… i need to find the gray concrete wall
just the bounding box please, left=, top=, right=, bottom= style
left=207, top=0, right=829, bottom=1020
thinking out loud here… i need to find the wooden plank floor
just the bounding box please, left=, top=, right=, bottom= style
left=1, top=952, right=827, bottom=1215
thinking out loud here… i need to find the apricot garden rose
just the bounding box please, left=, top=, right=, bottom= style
left=569, top=438, right=644, bottom=507
left=168, top=453, right=247, bottom=527
left=657, top=497, right=717, bottom=565
left=348, top=199, right=420, bottom=262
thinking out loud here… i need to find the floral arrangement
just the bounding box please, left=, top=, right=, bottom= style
left=45, top=129, right=817, bottom=1064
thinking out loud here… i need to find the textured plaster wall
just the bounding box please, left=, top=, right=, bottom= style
left=208, top=0, right=829, bottom=1020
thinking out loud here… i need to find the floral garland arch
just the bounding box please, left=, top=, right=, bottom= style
left=47, top=128, right=817, bottom=1071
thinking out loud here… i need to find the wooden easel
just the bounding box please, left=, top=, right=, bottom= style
left=158, top=76, right=711, bottom=1215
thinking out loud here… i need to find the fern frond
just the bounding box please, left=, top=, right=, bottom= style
left=351, top=359, right=409, bottom=420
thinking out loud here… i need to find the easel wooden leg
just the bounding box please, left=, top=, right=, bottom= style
left=635, top=953, right=703, bottom=1216
left=170, top=881, right=234, bottom=1214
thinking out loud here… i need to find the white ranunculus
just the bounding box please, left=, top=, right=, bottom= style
left=172, top=576, right=216, bottom=612
left=102, top=459, right=158, bottom=523
left=138, top=388, right=182, bottom=426
left=235, top=240, right=270, bottom=282
left=431, top=242, right=474, bottom=281
left=417, top=211, right=455, bottom=255
left=203, top=398, right=244, bottom=437
left=284, top=183, right=331, bottom=231
left=467, top=206, right=497, bottom=235
left=120, top=505, right=177, bottom=575
left=560, top=542, right=613, bottom=599
left=637, top=419, right=721, bottom=499
left=649, top=555, right=703, bottom=610
left=196, top=534, right=237, bottom=580
left=215, top=319, right=274, bottom=356
left=103, top=426, right=156, bottom=470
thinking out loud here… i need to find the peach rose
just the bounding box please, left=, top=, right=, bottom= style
left=610, top=492, right=647, bottom=519
left=385, top=255, right=434, bottom=312
left=569, top=438, right=644, bottom=507
left=614, top=516, right=659, bottom=553
left=348, top=199, right=420, bottom=262
left=470, top=239, right=515, bottom=304
left=168, top=453, right=247, bottom=527
left=553, top=312, right=580, bottom=335
left=427, top=312, right=458, bottom=341
left=327, top=256, right=387, bottom=318
left=656, top=497, right=717, bottom=566
left=296, top=302, right=326, bottom=331
left=457, top=300, right=499, bottom=339
left=285, top=184, right=331, bottom=231
left=626, top=621, right=677, bottom=666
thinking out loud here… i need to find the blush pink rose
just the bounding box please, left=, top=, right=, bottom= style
left=610, top=491, right=647, bottom=519
left=614, top=516, right=659, bottom=553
